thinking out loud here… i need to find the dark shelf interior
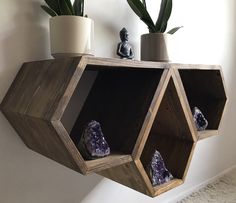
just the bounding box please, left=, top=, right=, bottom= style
left=140, top=78, right=194, bottom=183
left=179, top=69, right=227, bottom=130
left=62, top=65, right=164, bottom=159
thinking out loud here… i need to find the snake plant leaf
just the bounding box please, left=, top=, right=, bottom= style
left=45, top=0, right=60, bottom=15
left=127, top=0, right=156, bottom=32
left=41, top=5, right=58, bottom=16
left=155, top=0, right=168, bottom=31
left=167, top=26, right=183, bottom=34
left=160, top=23, right=167, bottom=32
left=160, top=0, right=172, bottom=32
left=155, top=0, right=172, bottom=32
left=73, top=0, right=84, bottom=16
left=127, top=0, right=181, bottom=34
left=59, top=0, right=73, bottom=15
left=127, top=0, right=142, bottom=16
left=142, top=0, right=146, bottom=9
left=64, top=0, right=75, bottom=14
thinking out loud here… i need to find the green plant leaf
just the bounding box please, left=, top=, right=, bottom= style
left=127, top=0, right=145, bottom=19
left=73, top=0, right=84, bottom=16
left=44, top=0, right=60, bottom=15
left=59, top=0, right=73, bottom=15
left=160, top=23, right=167, bottom=32
left=155, top=0, right=172, bottom=32
left=64, top=0, right=75, bottom=14
left=127, top=0, right=156, bottom=32
left=160, top=0, right=172, bottom=32
left=167, top=26, right=183, bottom=34
left=155, top=0, right=167, bottom=31
left=41, top=5, right=58, bottom=16
left=141, top=0, right=146, bottom=9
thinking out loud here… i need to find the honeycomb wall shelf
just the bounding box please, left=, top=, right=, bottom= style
left=0, top=56, right=227, bottom=197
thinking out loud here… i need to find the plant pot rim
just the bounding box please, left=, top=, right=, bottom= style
left=50, top=15, right=93, bottom=20
left=141, top=32, right=171, bottom=37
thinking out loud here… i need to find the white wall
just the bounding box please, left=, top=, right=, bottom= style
left=0, top=0, right=235, bottom=202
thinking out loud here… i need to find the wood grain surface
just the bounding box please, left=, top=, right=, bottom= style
left=0, top=57, right=227, bottom=196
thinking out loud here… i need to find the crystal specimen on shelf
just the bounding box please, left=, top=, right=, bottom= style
left=149, top=150, right=173, bottom=186
left=78, top=120, right=110, bottom=159
left=192, top=107, right=208, bottom=131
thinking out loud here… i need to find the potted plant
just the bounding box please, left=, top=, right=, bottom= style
left=127, top=0, right=182, bottom=61
left=41, top=0, right=94, bottom=58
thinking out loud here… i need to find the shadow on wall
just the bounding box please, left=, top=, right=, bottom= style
left=86, top=0, right=141, bottom=59
left=0, top=0, right=49, bottom=101
left=0, top=93, right=103, bottom=201
left=0, top=113, right=103, bottom=203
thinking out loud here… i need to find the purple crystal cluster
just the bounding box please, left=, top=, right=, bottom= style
left=80, top=120, right=110, bottom=158
left=192, top=107, right=208, bottom=131
left=149, top=150, right=173, bottom=186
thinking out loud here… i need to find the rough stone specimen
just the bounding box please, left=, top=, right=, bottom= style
left=192, top=107, right=208, bottom=131
left=149, top=150, right=173, bottom=186
left=78, top=120, right=110, bottom=159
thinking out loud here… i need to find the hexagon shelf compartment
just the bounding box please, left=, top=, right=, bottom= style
left=99, top=74, right=196, bottom=197
left=1, top=57, right=227, bottom=197
left=0, top=56, right=169, bottom=175
left=173, top=65, right=227, bottom=140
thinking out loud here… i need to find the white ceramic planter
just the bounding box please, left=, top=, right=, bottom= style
left=141, top=33, right=170, bottom=62
left=50, top=16, right=94, bottom=58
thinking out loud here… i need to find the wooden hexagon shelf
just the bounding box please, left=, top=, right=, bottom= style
left=0, top=57, right=227, bottom=197
left=0, top=56, right=169, bottom=175
left=99, top=72, right=196, bottom=197
left=173, top=64, right=227, bottom=140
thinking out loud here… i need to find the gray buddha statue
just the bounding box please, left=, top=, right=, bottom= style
left=117, top=28, right=134, bottom=59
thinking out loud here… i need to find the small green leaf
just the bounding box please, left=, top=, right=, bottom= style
left=59, top=0, right=73, bottom=15
left=160, top=0, right=172, bottom=32
left=44, top=0, right=60, bottom=15
left=155, top=0, right=172, bottom=32
left=127, top=0, right=144, bottom=19
left=160, top=23, right=167, bottom=32
left=167, top=26, right=183, bottom=34
left=41, top=5, right=58, bottom=16
left=141, top=0, right=146, bottom=9
left=155, top=0, right=167, bottom=31
left=73, top=0, right=84, bottom=16
left=64, top=0, right=75, bottom=14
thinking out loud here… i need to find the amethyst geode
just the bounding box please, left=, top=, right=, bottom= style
left=192, top=107, right=208, bottom=131
left=148, top=150, right=173, bottom=186
left=78, top=120, right=110, bottom=159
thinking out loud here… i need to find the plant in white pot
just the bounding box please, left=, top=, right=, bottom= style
left=41, top=0, right=94, bottom=58
left=127, top=0, right=182, bottom=62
